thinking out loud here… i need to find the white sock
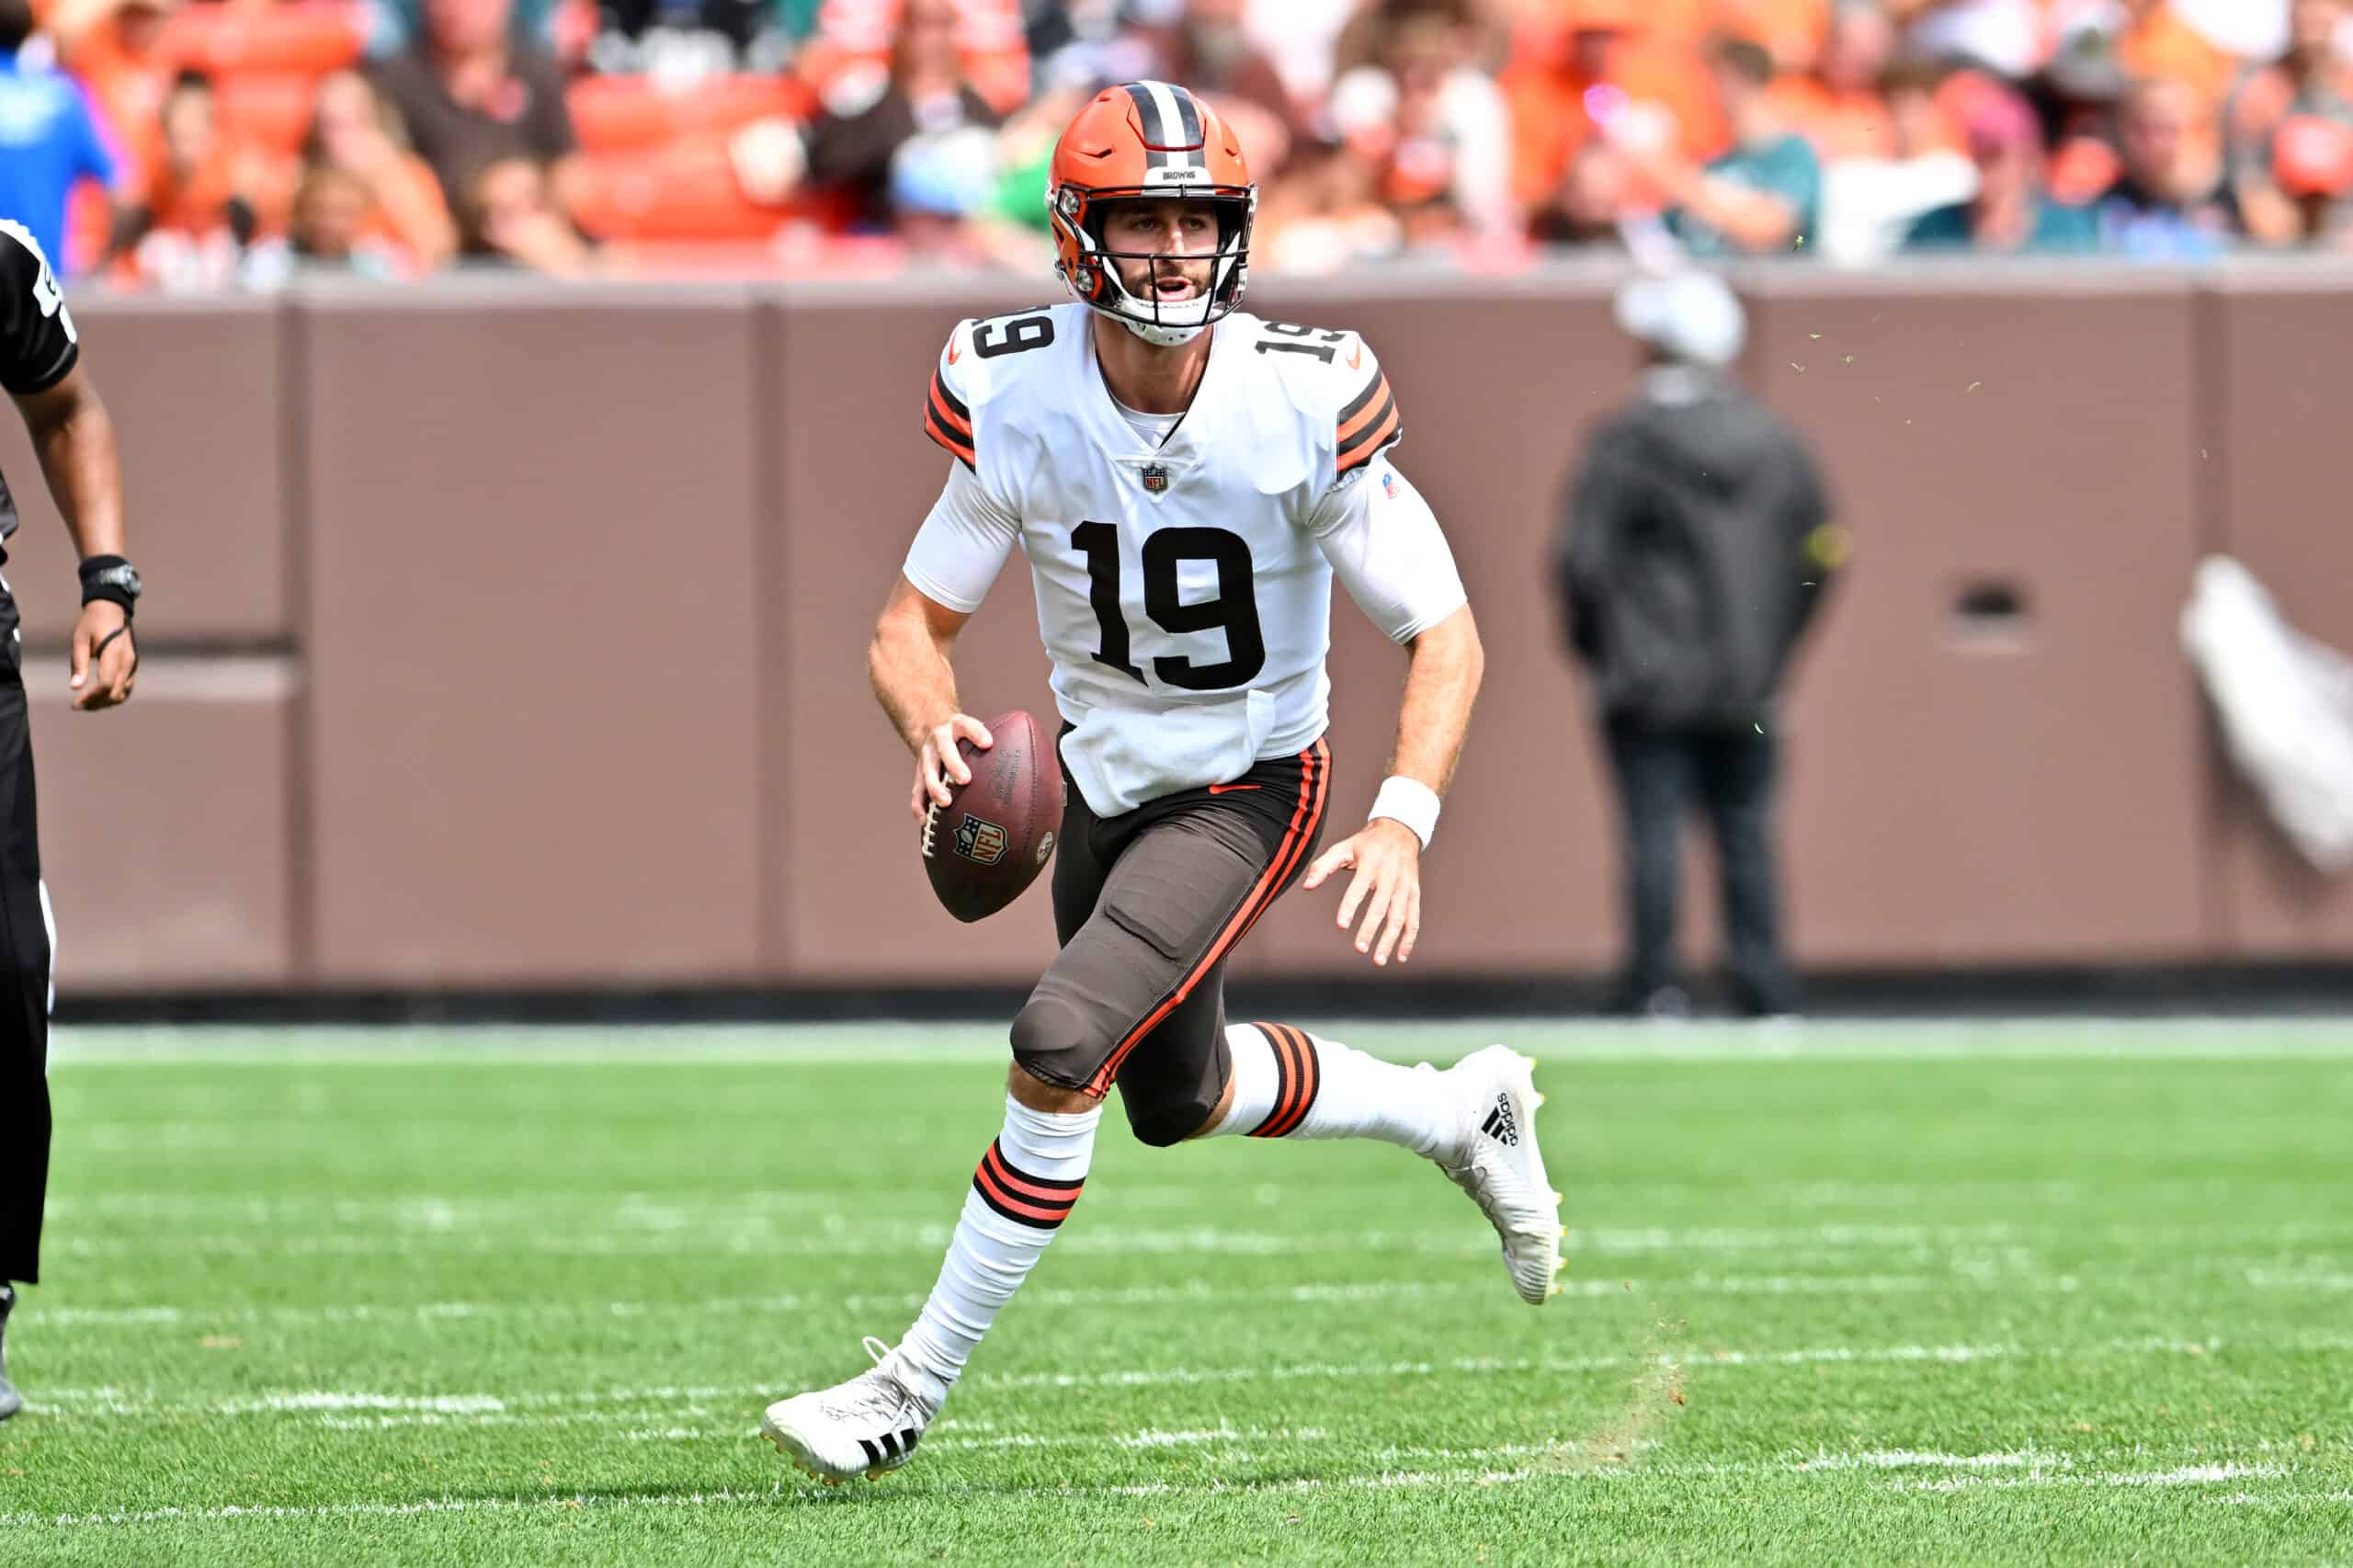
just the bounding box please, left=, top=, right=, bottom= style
left=1205, top=1023, right=1455, bottom=1158
left=892, top=1094, right=1099, bottom=1411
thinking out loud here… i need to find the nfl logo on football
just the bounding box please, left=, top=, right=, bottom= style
left=1141, top=463, right=1169, bottom=494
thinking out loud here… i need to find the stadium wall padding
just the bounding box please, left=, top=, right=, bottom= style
left=10, top=268, right=2350, bottom=994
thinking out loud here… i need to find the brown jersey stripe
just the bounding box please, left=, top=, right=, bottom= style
left=1086, top=740, right=1331, bottom=1096
left=1337, top=365, right=1386, bottom=426
left=1336, top=402, right=1403, bottom=473
left=1336, top=374, right=1394, bottom=446
left=925, top=410, right=977, bottom=471
left=929, top=372, right=972, bottom=437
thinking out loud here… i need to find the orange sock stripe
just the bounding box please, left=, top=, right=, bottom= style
left=971, top=1144, right=1082, bottom=1228
left=1247, top=1022, right=1300, bottom=1137
left=1086, top=742, right=1329, bottom=1096
left=979, top=1142, right=1084, bottom=1202
left=1258, top=1025, right=1320, bottom=1138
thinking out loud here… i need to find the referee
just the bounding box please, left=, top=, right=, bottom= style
left=0, top=218, right=141, bottom=1420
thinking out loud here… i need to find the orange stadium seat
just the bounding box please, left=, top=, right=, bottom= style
left=163, top=4, right=367, bottom=77
left=216, top=74, right=322, bottom=156
left=566, top=74, right=812, bottom=155
left=570, top=142, right=793, bottom=243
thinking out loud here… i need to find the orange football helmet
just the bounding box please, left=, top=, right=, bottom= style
left=1047, top=81, right=1256, bottom=346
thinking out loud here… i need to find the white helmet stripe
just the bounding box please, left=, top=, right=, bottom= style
left=1141, top=80, right=1199, bottom=170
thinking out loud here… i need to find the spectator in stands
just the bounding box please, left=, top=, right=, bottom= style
left=0, top=0, right=120, bottom=270
left=454, top=152, right=597, bottom=273
left=2227, top=0, right=2353, bottom=245
left=792, top=0, right=1002, bottom=231
left=366, top=0, right=576, bottom=67
left=1616, top=35, right=1823, bottom=257
left=109, top=69, right=265, bottom=290
left=1813, top=52, right=1980, bottom=264
left=1129, top=0, right=1306, bottom=179
left=42, top=0, right=174, bottom=190
left=301, top=69, right=457, bottom=272
left=1529, top=140, right=1635, bottom=248
left=243, top=164, right=409, bottom=285
left=2266, top=110, right=2353, bottom=244
left=1557, top=269, right=1841, bottom=1021
left=1776, top=0, right=1901, bottom=160
left=1903, top=74, right=2098, bottom=250
left=1886, top=0, right=2051, bottom=80
left=1250, top=131, right=1408, bottom=271
left=1503, top=0, right=1726, bottom=215
left=369, top=0, right=582, bottom=220
left=1327, top=0, right=1518, bottom=239
left=2091, top=75, right=2239, bottom=256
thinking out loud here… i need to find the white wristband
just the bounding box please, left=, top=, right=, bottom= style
left=1369, top=775, right=1441, bottom=850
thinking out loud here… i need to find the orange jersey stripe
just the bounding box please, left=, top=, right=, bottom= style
left=1086, top=742, right=1330, bottom=1096
left=928, top=372, right=972, bottom=437
left=1336, top=403, right=1403, bottom=473
left=924, top=411, right=976, bottom=469
left=1336, top=374, right=1394, bottom=447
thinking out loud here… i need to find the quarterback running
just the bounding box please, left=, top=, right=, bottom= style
left=761, top=80, right=1563, bottom=1484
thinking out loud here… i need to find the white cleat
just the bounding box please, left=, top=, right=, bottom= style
left=760, top=1336, right=936, bottom=1485
left=1438, top=1045, right=1565, bottom=1306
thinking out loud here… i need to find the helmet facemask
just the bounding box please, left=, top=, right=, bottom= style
left=1051, top=186, right=1255, bottom=347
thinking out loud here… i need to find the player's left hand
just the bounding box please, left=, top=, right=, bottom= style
left=1302, top=819, right=1422, bottom=967
left=69, top=601, right=135, bottom=711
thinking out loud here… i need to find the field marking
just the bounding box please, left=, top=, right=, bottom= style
left=4, top=1452, right=2340, bottom=1532
left=42, top=1017, right=2353, bottom=1069
left=32, top=1331, right=2353, bottom=1424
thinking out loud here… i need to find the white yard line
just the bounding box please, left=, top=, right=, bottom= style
left=41, top=1017, right=2353, bottom=1069
left=35, top=1331, right=2348, bottom=1423
left=2, top=1451, right=2337, bottom=1531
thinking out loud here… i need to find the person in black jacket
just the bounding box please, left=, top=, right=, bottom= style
left=0, top=217, right=141, bottom=1421
left=1557, top=270, right=1842, bottom=1018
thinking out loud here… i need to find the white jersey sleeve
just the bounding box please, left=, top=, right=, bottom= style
left=1306, top=452, right=1467, bottom=643
left=904, top=459, right=1021, bottom=614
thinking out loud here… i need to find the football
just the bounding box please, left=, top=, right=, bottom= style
left=921, top=709, right=1064, bottom=923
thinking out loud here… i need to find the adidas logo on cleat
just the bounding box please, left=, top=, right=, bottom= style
left=1481, top=1096, right=1518, bottom=1147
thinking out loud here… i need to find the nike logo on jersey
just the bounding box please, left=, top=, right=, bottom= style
left=1207, top=783, right=1261, bottom=795
left=1347, top=343, right=1363, bottom=369
left=947, top=336, right=962, bottom=365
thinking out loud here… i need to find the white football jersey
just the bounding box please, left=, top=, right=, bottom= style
left=905, top=302, right=1464, bottom=818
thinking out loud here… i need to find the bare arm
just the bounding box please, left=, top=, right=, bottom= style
left=1386, top=603, right=1483, bottom=797
left=869, top=573, right=992, bottom=823
left=1643, top=153, right=1802, bottom=253
left=14, top=363, right=136, bottom=710
left=1302, top=602, right=1484, bottom=966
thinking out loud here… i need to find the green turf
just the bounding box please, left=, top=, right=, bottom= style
left=4, top=1021, right=2350, bottom=1565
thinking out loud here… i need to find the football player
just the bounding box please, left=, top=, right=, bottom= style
left=761, top=82, right=1561, bottom=1483
left=0, top=217, right=142, bottom=1423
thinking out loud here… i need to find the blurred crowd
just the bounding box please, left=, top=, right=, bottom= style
left=2, top=0, right=2350, bottom=286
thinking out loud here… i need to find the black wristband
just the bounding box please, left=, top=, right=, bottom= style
left=79, top=555, right=140, bottom=614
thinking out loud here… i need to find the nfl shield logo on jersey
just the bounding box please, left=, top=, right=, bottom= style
left=1140, top=463, right=1170, bottom=494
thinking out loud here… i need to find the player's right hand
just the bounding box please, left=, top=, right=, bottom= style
left=912, top=713, right=995, bottom=823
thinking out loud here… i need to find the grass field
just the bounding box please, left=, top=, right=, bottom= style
left=4, top=1020, right=2350, bottom=1565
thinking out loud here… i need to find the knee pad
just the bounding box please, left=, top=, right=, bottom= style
left=1123, top=1090, right=1217, bottom=1149
left=1008, top=993, right=1104, bottom=1095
